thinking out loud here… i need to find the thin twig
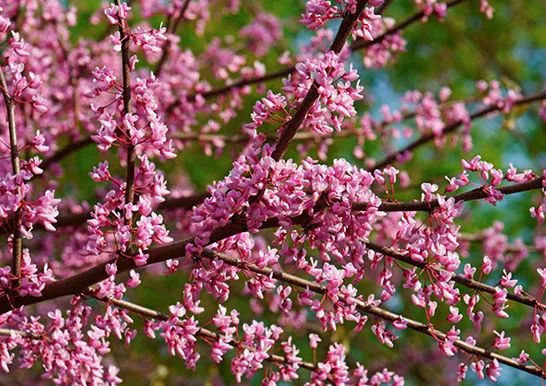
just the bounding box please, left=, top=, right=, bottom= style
left=364, top=241, right=546, bottom=311
left=372, top=90, right=546, bottom=170
left=0, top=328, right=42, bottom=339
left=115, top=0, right=136, bottom=226
left=1, top=175, right=543, bottom=239
left=98, top=296, right=317, bottom=371
left=154, top=0, right=191, bottom=77
left=0, top=68, right=23, bottom=283
left=200, top=250, right=545, bottom=378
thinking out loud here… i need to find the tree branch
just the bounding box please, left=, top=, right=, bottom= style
left=270, top=0, right=368, bottom=161
left=0, top=177, right=542, bottom=314
left=0, top=68, right=23, bottom=283
left=354, top=176, right=544, bottom=212
left=364, top=241, right=546, bottom=311
left=0, top=328, right=41, bottom=339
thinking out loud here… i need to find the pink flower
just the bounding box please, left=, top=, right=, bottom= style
left=471, top=360, right=485, bottom=379
left=492, top=330, right=511, bottom=350
left=486, top=359, right=501, bottom=382
left=126, top=270, right=141, bottom=288
left=104, top=2, right=131, bottom=24
left=309, top=333, right=321, bottom=349
left=482, top=255, right=493, bottom=274
left=301, top=0, right=339, bottom=30
left=421, top=182, right=438, bottom=201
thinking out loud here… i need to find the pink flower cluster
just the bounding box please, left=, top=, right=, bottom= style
left=302, top=1, right=383, bottom=34
left=0, top=301, right=123, bottom=385
left=476, top=80, right=522, bottom=113
left=310, top=343, right=404, bottom=385
left=414, top=0, right=447, bottom=21
left=286, top=51, right=363, bottom=134
left=86, top=4, right=175, bottom=268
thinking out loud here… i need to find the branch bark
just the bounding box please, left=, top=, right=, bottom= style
left=0, top=68, right=23, bottom=283
left=353, top=176, right=545, bottom=212
left=115, top=0, right=136, bottom=227
left=0, top=177, right=542, bottom=314
left=270, top=0, right=368, bottom=161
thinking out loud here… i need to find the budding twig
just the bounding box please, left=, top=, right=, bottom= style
left=115, top=0, right=136, bottom=227
left=0, top=68, right=23, bottom=284
left=96, top=296, right=318, bottom=371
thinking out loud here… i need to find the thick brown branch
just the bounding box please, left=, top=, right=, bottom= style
left=271, top=0, right=368, bottom=161
left=372, top=90, right=546, bottom=170
left=0, top=177, right=543, bottom=314
left=0, top=68, right=22, bottom=282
